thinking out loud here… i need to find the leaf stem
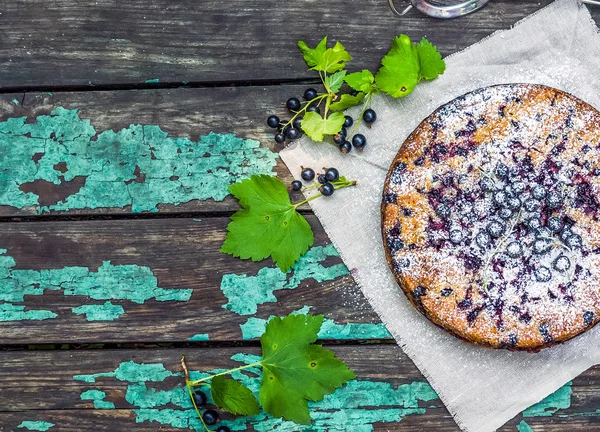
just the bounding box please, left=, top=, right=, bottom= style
left=187, top=362, right=262, bottom=387
left=348, top=91, right=373, bottom=136
left=181, top=355, right=211, bottom=432
left=294, top=180, right=357, bottom=208
left=282, top=94, right=329, bottom=129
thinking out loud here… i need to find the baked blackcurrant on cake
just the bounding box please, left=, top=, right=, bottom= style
left=381, top=84, right=600, bottom=351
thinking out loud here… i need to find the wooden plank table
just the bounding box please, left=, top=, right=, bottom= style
left=0, top=1, right=599, bottom=430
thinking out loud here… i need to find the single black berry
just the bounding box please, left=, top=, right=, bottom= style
left=193, top=390, right=207, bottom=406
left=476, top=231, right=491, bottom=248
left=333, top=133, right=345, bottom=145
left=553, top=255, right=571, bottom=272
left=565, top=233, right=582, bottom=249
left=449, top=229, right=463, bottom=244
left=547, top=217, right=563, bottom=233
left=493, top=190, right=507, bottom=206
left=352, top=134, right=367, bottom=150
left=546, top=191, right=563, bottom=209
left=339, top=141, right=352, bottom=153
left=531, top=185, right=547, bottom=200
left=274, top=133, right=286, bottom=144
left=506, top=241, right=523, bottom=258
left=286, top=127, right=300, bottom=140
left=291, top=180, right=302, bottom=191
left=533, top=238, right=552, bottom=255
left=216, top=426, right=231, bottom=432
left=339, top=127, right=348, bottom=137
left=317, top=174, right=327, bottom=184
left=344, top=115, right=353, bottom=128
left=436, top=203, right=451, bottom=219
left=304, top=88, right=318, bottom=100
left=507, top=197, right=521, bottom=210
left=286, top=97, right=301, bottom=111
left=293, top=117, right=303, bottom=130
left=307, top=105, right=320, bottom=114
left=267, top=115, right=280, bottom=129
left=534, top=266, right=552, bottom=282
left=511, top=181, right=526, bottom=195
left=320, top=182, right=335, bottom=196
left=301, top=167, right=315, bottom=181
left=487, top=220, right=506, bottom=238
left=325, top=168, right=339, bottom=182
left=202, top=409, right=219, bottom=426
left=498, top=208, right=513, bottom=220
left=363, top=108, right=377, bottom=124
left=495, top=163, right=508, bottom=179
left=526, top=217, right=542, bottom=230
left=523, top=198, right=541, bottom=213
left=480, top=177, right=495, bottom=192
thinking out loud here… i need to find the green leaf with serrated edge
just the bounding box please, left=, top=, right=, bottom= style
left=317, top=41, right=352, bottom=73
left=211, top=375, right=260, bottom=416
left=300, top=111, right=345, bottom=142
left=325, top=70, right=346, bottom=94
left=416, top=38, right=445, bottom=80
left=259, top=314, right=355, bottom=425
left=221, top=175, right=314, bottom=272
left=329, top=92, right=365, bottom=111
left=344, top=70, right=374, bottom=93
left=375, top=34, right=420, bottom=98
left=298, top=37, right=328, bottom=69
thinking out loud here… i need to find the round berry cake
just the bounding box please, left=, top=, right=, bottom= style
left=381, top=84, right=600, bottom=351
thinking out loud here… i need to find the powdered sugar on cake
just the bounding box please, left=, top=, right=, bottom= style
left=381, top=84, right=600, bottom=350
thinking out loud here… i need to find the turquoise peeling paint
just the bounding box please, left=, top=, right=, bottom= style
left=240, top=306, right=391, bottom=340
left=144, top=79, right=160, bottom=83
left=187, top=334, right=210, bottom=341
left=516, top=420, right=534, bottom=432
left=72, top=301, right=125, bottom=321
left=73, top=355, right=438, bottom=431
left=11, top=99, right=19, bottom=106
left=0, top=107, right=278, bottom=213
left=80, top=389, right=116, bottom=409
left=17, top=421, right=55, bottom=431
left=221, top=244, right=349, bottom=315
left=522, top=382, right=572, bottom=417
left=0, top=249, right=192, bottom=322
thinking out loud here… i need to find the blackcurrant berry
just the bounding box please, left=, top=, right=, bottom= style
left=293, top=117, right=303, bottom=130
left=480, top=177, right=495, bottom=192
left=352, top=134, right=366, bottom=150
left=343, top=115, right=353, bottom=128
left=318, top=174, right=326, bottom=184
left=339, top=141, right=352, bottom=153
left=506, top=241, right=523, bottom=258
left=216, top=427, right=231, bottom=432
left=333, top=133, right=345, bottom=145
left=279, top=122, right=291, bottom=135
left=193, top=390, right=207, bottom=406
left=301, top=167, right=315, bottom=181
left=320, top=182, right=335, bottom=196
left=286, top=127, right=300, bottom=140
left=307, top=105, right=320, bottom=114
left=363, top=108, right=377, bottom=124
left=274, top=133, right=286, bottom=144
left=534, top=266, right=552, bottom=283
left=304, top=88, right=318, bottom=100
left=495, top=163, right=508, bottom=179
left=291, top=180, right=302, bottom=191
left=325, top=168, right=339, bottom=182
left=267, top=115, right=280, bottom=129
left=286, top=97, right=301, bottom=111
left=202, top=409, right=219, bottom=426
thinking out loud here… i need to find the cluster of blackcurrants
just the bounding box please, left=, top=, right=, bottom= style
left=266, top=87, right=377, bottom=152
left=193, top=389, right=230, bottom=431
left=291, top=166, right=341, bottom=197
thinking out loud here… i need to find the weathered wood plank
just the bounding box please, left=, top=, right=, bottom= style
left=0, top=88, right=302, bottom=217
left=0, top=1, right=597, bottom=89
left=0, top=216, right=389, bottom=344
left=0, top=346, right=597, bottom=431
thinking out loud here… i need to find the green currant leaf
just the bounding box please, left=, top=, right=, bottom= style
left=416, top=38, right=445, bottom=80
left=324, top=70, right=346, bottom=94
left=301, top=111, right=345, bottom=142
left=298, top=37, right=352, bottom=73
left=210, top=375, right=260, bottom=416
left=259, top=314, right=356, bottom=425
left=329, top=92, right=365, bottom=111
left=221, top=175, right=314, bottom=272
left=298, top=37, right=328, bottom=69
left=374, top=34, right=420, bottom=98
left=344, top=70, right=374, bottom=93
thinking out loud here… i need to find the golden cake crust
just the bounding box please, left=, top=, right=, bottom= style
left=381, top=84, right=600, bottom=351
